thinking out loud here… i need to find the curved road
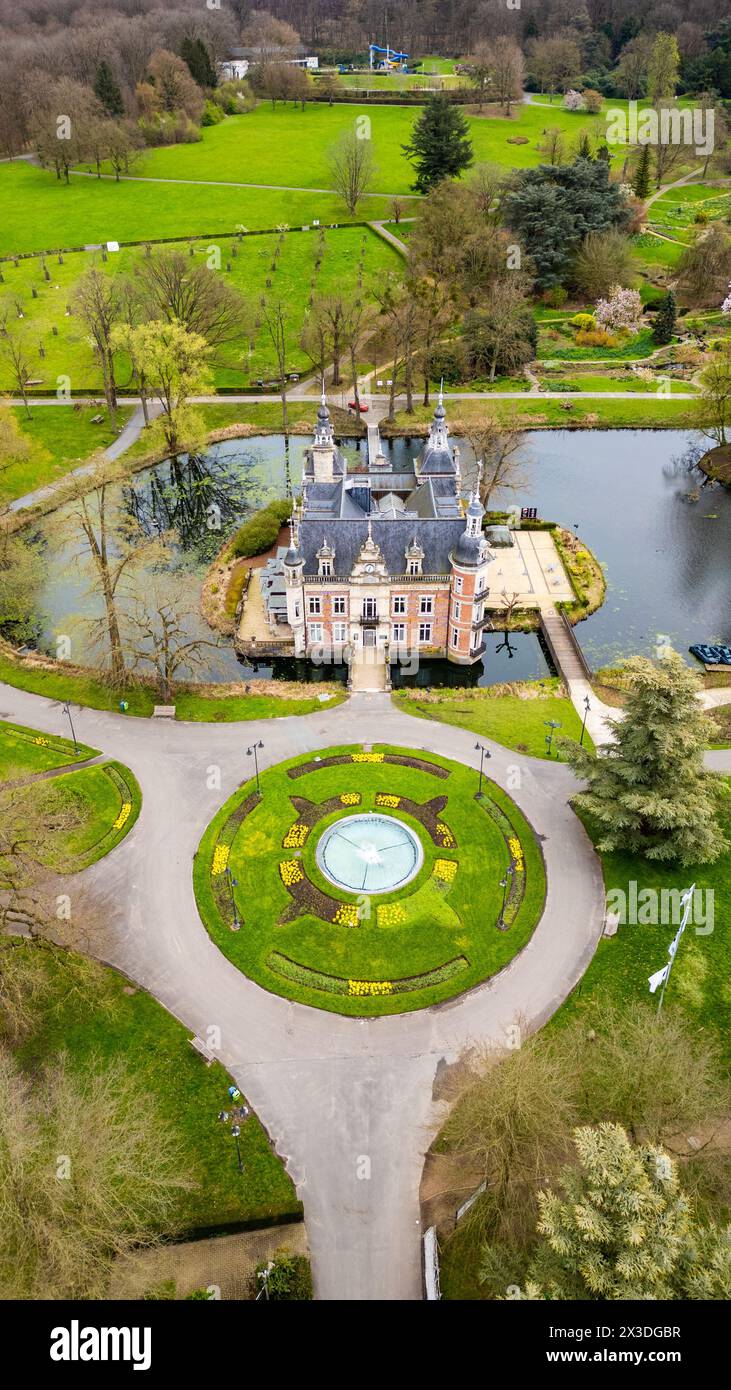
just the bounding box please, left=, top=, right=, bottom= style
left=2, top=681, right=727, bottom=1298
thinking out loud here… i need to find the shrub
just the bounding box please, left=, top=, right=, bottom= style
left=582, top=88, right=603, bottom=114
left=427, top=342, right=467, bottom=386
left=694, top=211, right=709, bottom=225
left=230, top=499, right=293, bottom=559
left=575, top=328, right=618, bottom=347
left=201, top=100, right=224, bottom=127
left=543, top=286, right=568, bottom=308
left=570, top=312, right=596, bottom=332
left=253, top=1251, right=312, bottom=1301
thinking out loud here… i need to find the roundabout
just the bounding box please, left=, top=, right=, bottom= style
left=193, top=744, right=546, bottom=1016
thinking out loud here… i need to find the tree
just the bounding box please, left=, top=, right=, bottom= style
left=73, top=268, right=122, bottom=424
left=632, top=142, right=652, bottom=200
left=680, top=223, right=731, bottom=309
left=181, top=37, right=217, bottom=90
left=30, top=78, right=103, bottom=183
left=537, top=126, right=565, bottom=165
left=488, top=37, right=525, bottom=116
left=0, top=318, right=35, bottom=418
left=0, top=1046, right=186, bottom=1299
left=504, top=1124, right=731, bottom=1301
left=128, top=596, right=218, bottom=700
left=258, top=297, right=292, bottom=433
left=463, top=280, right=537, bottom=382
left=564, top=652, right=728, bottom=866
left=64, top=483, right=142, bottom=686
left=94, top=61, right=124, bottom=118
left=653, top=289, right=677, bottom=346
left=327, top=129, right=376, bottom=215
left=594, top=285, right=643, bottom=334
left=146, top=49, right=204, bottom=122
left=467, top=163, right=508, bottom=226
left=0, top=528, right=43, bottom=646
left=464, top=415, right=527, bottom=509
left=106, top=120, right=142, bottom=181
left=464, top=42, right=493, bottom=111
left=700, top=356, right=731, bottom=446
left=648, top=32, right=680, bottom=105
left=113, top=320, right=210, bottom=454
left=506, top=159, right=631, bottom=289
left=615, top=34, right=654, bottom=100
left=376, top=276, right=420, bottom=416
left=573, top=229, right=634, bottom=301
left=411, top=275, right=455, bottom=407
left=135, top=250, right=249, bottom=356
left=402, top=94, right=473, bottom=194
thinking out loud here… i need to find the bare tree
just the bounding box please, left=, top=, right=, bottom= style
left=328, top=129, right=377, bottom=216
left=136, top=250, right=249, bottom=358
left=63, top=483, right=142, bottom=686
left=128, top=597, right=218, bottom=700
left=465, top=415, right=527, bottom=509
left=0, top=316, right=35, bottom=418
left=73, top=267, right=122, bottom=423
left=259, top=296, right=292, bottom=432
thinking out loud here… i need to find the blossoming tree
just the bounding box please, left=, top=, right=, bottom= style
left=595, top=285, right=643, bottom=334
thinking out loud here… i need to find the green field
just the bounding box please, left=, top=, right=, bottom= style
left=390, top=395, right=704, bottom=430
left=1, top=405, right=133, bottom=506
left=0, top=225, right=399, bottom=393
left=0, top=719, right=96, bottom=779
left=194, top=745, right=546, bottom=1016
left=392, top=681, right=589, bottom=759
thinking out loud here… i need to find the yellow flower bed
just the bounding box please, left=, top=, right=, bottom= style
left=351, top=752, right=384, bottom=763
left=375, top=793, right=400, bottom=808
left=283, top=822, right=309, bottom=849
left=340, top=792, right=361, bottom=805
left=377, top=902, right=406, bottom=927
left=436, top=820, right=455, bottom=848
left=34, top=736, right=50, bottom=747
left=434, top=858, right=457, bottom=884
left=348, top=979, right=393, bottom=997
left=509, top=836, right=525, bottom=872
left=279, top=859, right=303, bottom=887
left=333, top=904, right=360, bottom=927
left=212, top=844, right=230, bottom=876
left=113, top=802, right=131, bottom=832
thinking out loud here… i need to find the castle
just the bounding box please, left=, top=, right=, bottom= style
left=246, top=392, right=496, bottom=684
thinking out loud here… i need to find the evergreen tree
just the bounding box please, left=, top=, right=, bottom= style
left=506, top=159, right=630, bottom=289
left=93, top=61, right=124, bottom=118
left=505, top=1124, right=731, bottom=1301
left=653, top=288, right=677, bottom=345
left=596, top=144, right=611, bottom=164
left=181, top=37, right=217, bottom=90
left=575, top=132, right=592, bottom=161
left=632, top=142, right=652, bottom=200
left=565, top=652, right=728, bottom=866
left=402, top=94, right=473, bottom=193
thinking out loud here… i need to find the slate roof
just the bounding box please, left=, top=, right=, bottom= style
left=300, top=517, right=465, bottom=578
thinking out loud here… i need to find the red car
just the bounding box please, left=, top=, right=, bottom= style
left=348, top=400, right=369, bottom=413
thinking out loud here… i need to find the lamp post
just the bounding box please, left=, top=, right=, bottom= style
left=474, top=741, right=491, bottom=796
left=231, top=1123, right=244, bottom=1173
left=247, top=740, right=264, bottom=794
left=62, top=701, right=79, bottom=755
left=544, top=719, right=562, bottom=757
left=499, top=863, right=514, bottom=929
left=225, top=866, right=240, bottom=931
left=579, top=695, right=591, bottom=746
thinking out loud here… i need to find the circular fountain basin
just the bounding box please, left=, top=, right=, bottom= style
left=316, top=813, right=423, bottom=896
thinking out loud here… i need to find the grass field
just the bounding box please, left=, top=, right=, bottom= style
left=390, top=395, right=704, bottom=430
left=392, top=681, right=591, bottom=759
left=193, top=744, right=546, bottom=1016
left=14, top=945, right=301, bottom=1234
left=0, top=719, right=96, bottom=779
left=0, top=226, right=399, bottom=394
left=1, top=405, right=132, bottom=507
left=538, top=372, right=698, bottom=394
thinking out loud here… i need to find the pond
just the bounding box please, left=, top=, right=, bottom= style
left=29, top=429, right=730, bottom=686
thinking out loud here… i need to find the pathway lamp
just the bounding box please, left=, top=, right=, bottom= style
left=231, top=1124, right=244, bottom=1174
left=544, top=720, right=562, bottom=757
left=580, top=695, right=591, bottom=747
left=225, top=867, right=240, bottom=931
left=62, top=701, right=79, bottom=755
left=499, top=862, right=515, bottom=929
left=474, top=741, right=491, bottom=796
left=247, top=740, right=264, bottom=794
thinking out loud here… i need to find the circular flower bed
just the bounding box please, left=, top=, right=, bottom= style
left=193, top=745, right=546, bottom=1017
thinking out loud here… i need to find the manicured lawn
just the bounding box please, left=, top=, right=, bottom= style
left=0, top=719, right=97, bottom=779
left=193, top=744, right=546, bottom=1016
left=630, top=233, right=687, bottom=272
left=0, top=159, right=394, bottom=256
left=392, top=680, right=591, bottom=759
left=0, top=227, right=399, bottom=393
left=14, top=946, right=301, bottom=1232
left=0, top=406, right=133, bottom=507
left=390, top=396, right=704, bottom=430
left=0, top=742, right=141, bottom=871
left=0, top=650, right=345, bottom=721
left=539, top=373, right=698, bottom=395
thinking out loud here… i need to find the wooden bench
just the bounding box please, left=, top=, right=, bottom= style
left=189, top=1036, right=216, bottom=1066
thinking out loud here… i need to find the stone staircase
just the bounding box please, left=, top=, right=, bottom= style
left=348, top=647, right=389, bottom=693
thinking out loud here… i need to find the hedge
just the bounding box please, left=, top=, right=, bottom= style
left=229, top=499, right=293, bottom=559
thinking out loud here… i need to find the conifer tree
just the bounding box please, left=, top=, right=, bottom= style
left=402, top=94, right=473, bottom=193
left=653, top=288, right=677, bottom=345
left=564, top=652, right=728, bottom=865
left=181, top=37, right=217, bottom=90
left=94, top=61, right=124, bottom=118
left=633, top=142, right=652, bottom=200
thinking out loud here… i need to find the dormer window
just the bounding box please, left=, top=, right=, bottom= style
left=317, top=538, right=335, bottom=577
left=405, top=538, right=425, bottom=577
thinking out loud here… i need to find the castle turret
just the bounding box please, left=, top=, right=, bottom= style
left=308, top=391, right=343, bottom=485
left=448, top=467, right=491, bottom=664
left=284, top=518, right=306, bottom=657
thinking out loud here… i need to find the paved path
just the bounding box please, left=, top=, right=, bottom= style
left=70, top=169, right=422, bottom=201
left=0, top=680, right=609, bottom=1300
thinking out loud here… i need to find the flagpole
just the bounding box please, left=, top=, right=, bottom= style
left=656, top=884, right=695, bottom=1015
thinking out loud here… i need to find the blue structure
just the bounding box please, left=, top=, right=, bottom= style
left=369, top=42, right=409, bottom=70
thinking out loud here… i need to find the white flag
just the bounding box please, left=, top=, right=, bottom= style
left=649, top=965, right=670, bottom=994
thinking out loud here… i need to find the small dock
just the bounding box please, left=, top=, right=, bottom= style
left=539, top=606, right=592, bottom=684
left=367, top=422, right=387, bottom=467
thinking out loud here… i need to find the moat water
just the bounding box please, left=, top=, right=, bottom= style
left=31, top=430, right=731, bottom=686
